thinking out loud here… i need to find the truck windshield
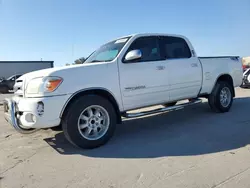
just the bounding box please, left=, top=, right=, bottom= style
left=84, top=37, right=131, bottom=63
left=7, top=75, right=21, bottom=80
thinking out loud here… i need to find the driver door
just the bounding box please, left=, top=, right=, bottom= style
left=118, top=36, right=170, bottom=110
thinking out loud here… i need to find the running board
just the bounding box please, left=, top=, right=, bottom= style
left=123, top=99, right=202, bottom=118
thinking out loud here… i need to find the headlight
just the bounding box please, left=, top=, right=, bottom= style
left=26, top=77, right=43, bottom=94
left=26, top=76, right=63, bottom=94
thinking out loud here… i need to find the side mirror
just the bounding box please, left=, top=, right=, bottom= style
left=125, top=49, right=142, bottom=62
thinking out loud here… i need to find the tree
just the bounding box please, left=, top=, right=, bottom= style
left=74, top=57, right=86, bottom=64
left=65, top=57, right=86, bottom=66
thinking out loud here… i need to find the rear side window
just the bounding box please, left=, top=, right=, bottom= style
left=124, top=36, right=162, bottom=63
left=160, top=36, right=191, bottom=59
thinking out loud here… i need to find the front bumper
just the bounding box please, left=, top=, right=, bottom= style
left=3, top=95, right=70, bottom=130
left=3, top=99, right=23, bottom=131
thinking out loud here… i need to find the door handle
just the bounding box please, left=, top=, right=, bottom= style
left=191, top=63, right=198, bottom=67
left=156, top=66, right=165, bottom=70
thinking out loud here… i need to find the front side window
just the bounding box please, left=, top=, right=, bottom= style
left=160, top=36, right=191, bottom=59
left=84, top=37, right=131, bottom=63
left=124, top=36, right=162, bottom=63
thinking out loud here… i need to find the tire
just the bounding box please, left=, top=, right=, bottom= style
left=62, top=95, right=117, bottom=149
left=163, top=101, right=177, bottom=107
left=208, top=81, right=233, bottom=113
left=0, top=86, right=9, bottom=94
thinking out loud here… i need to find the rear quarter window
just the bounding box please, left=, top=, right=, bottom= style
left=161, top=36, right=191, bottom=59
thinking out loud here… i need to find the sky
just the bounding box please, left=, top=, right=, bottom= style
left=0, top=0, right=249, bottom=67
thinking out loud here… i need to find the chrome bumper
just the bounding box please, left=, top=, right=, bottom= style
left=3, top=98, right=19, bottom=129
left=3, top=98, right=35, bottom=133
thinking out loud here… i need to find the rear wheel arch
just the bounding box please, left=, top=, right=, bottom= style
left=60, top=88, right=122, bottom=124
left=214, top=74, right=235, bottom=97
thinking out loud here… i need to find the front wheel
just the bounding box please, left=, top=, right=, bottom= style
left=208, top=81, right=233, bottom=113
left=62, top=95, right=117, bottom=149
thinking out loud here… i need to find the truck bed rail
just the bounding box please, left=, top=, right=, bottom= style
left=199, top=56, right=240, bottom=60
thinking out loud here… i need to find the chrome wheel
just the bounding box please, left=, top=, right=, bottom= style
left=77, top=105, right=110, bottom=141
left=220, top=87, right=231, bottom=107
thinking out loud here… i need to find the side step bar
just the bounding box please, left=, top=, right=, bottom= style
left=123, top=99, right=202, bottom=118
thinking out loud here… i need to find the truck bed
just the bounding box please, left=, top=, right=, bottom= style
left=198, top=56, right=242, bottom=95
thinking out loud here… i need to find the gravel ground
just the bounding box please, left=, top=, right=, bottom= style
left=1, top=88, right=250, bottom=188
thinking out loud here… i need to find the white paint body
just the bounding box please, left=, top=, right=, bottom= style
left=6, top=33, right=243, bottom=129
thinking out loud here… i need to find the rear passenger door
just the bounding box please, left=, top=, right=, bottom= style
left=160, top=36, right=202, bottom=101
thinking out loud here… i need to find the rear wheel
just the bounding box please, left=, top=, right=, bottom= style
left=62, top=95, right=117, bottom=149
left=208, top=81, right=233, bottom=113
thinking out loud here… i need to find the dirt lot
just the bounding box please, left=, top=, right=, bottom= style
left=1, top=88, right=250, bottom=188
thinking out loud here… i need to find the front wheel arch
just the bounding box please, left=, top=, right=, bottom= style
left=62, top=95, right=117, bottom=149
left=60, top=89, right=122, bottom=124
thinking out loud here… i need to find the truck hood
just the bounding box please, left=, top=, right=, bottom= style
left=19, top=62, right=108, bottom=81
left=17, top=61, right=114, bottom=97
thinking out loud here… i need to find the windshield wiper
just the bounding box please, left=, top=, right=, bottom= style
left=90, top=60, right=111, bottom=63
left=90, top=60, right=102, bottom=63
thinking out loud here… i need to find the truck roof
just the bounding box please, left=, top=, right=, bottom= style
left=115, top=33, right=187, bottom=40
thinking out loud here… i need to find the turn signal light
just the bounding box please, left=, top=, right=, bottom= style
left=45, top=77, right=63, bottom=92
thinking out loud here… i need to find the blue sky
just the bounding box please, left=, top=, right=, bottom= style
left=0, top=0, right=249, bottom=67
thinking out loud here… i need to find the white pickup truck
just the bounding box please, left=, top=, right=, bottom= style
left=3, top=33, right=243, bottom=149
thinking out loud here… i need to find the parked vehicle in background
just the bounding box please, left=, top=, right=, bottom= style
left=0, top=74, right=22, bottom=93
left=3, top=33, right=243, bottom=149
left=241, top=68, right=250, bottom=88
